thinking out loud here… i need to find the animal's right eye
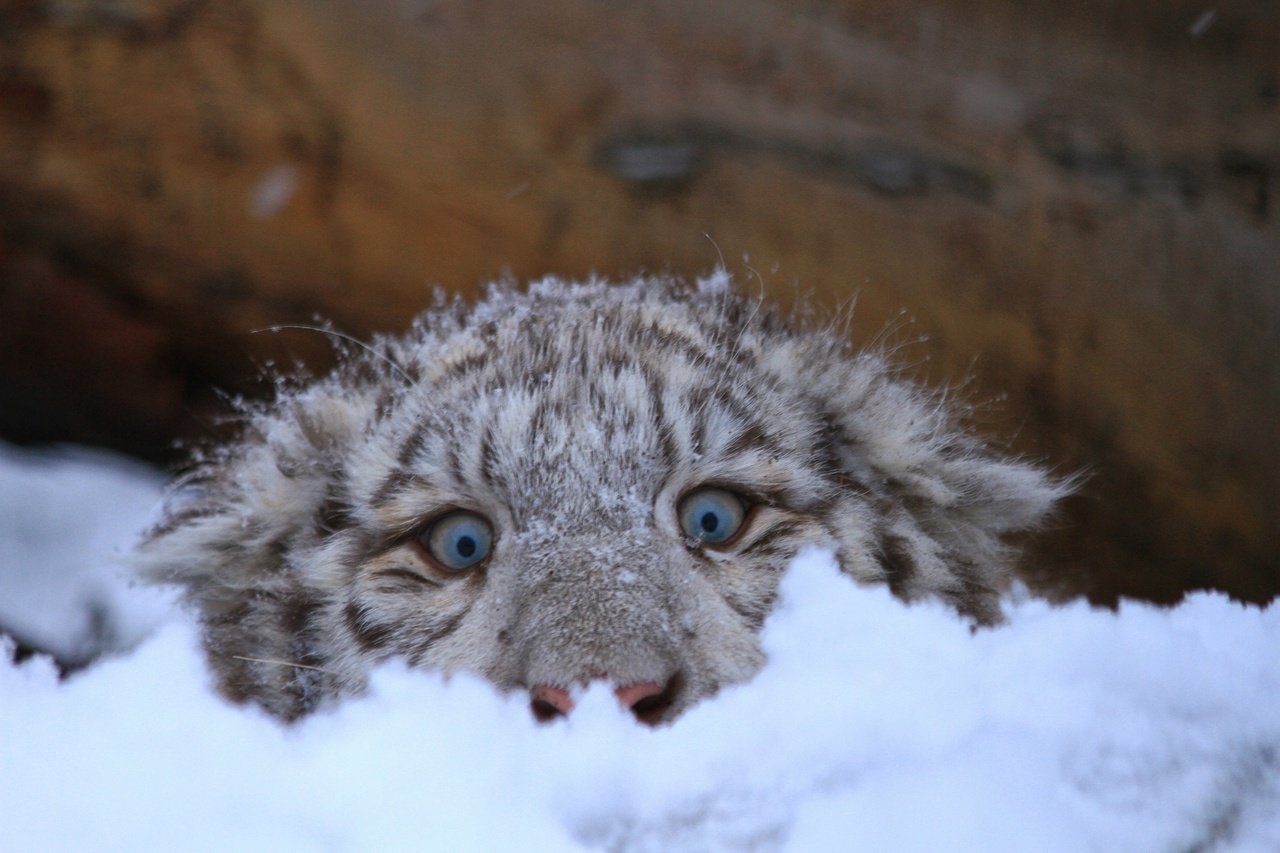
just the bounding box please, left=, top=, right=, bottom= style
left=678, top=487, right=747, bottom=546
left=418, top=511, right=493, bottom=571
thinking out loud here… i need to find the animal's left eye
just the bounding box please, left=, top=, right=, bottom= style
left=420, top=511, right=493, bottom=571
left=678, top=487, right=747, bottom=546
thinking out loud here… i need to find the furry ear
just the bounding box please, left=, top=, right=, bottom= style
left=814, top=351, right=1071, bottom=623
left=133, top=389, right=368, bottom=718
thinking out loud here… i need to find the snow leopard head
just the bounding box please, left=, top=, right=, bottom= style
left=136, top=274, right=1068, bottom=723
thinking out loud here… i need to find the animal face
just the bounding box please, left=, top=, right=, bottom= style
left=137, top=276, right=1067, bottom=723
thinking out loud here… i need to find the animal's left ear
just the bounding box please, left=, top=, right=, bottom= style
left=811, top=353, right=1072, bottom=623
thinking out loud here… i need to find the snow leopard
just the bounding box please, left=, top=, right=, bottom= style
left=136, top=274, right=1069, bottom=724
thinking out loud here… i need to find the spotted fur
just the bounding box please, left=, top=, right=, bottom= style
left=135, top=274, right=1069, bottom=722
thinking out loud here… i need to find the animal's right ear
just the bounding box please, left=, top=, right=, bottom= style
left=811, top=353, right=1070, bottom=623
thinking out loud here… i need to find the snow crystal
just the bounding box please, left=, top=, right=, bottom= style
left=1, top=442, right=1277, bottom=852
left=1189, top=9, right=1218, bottom=39
left=250, top=164, right=300, bottom=219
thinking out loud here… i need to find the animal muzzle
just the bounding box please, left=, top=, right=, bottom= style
left=505, top=534, right=693, bottom=724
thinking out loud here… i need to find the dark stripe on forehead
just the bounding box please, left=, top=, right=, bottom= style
left=724, top=419, right=784, bottom=458
left=644, top=326, right=713, bottom=367
left=690, top=401, right=708, bottom=456
left=686, top=382, right=755, bottom=440
left=713, top=385, right=754, bottom=424
left=372, top=468, right=415, bottom=508
left=398, top=421, right=430, bottom=466
left=645, top=371, right=679, bottom=469
left=444, top=438, right=463, bottom=484
left=479, top=421, right=498, bottom=485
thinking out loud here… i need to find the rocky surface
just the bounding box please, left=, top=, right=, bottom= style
left=0, top=0, right=1275, bottom=604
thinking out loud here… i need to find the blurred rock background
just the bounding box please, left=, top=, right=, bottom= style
left=0, top=0, right=1275, bottom=606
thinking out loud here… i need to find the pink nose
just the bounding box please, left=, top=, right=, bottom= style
left=529, top=680, right=673, bottom=725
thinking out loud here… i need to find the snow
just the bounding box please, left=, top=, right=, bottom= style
left=2, top=442, right=1278, bottom=852
left=0, top=445, right=171, bottom=666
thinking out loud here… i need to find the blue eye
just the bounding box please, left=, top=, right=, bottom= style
left=678, top=488, right=747, bottom=545
left=423, top=512, right=493, bottom=571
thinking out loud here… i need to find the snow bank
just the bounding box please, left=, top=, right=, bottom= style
left=0, top=444, right=170, bottom=665
left=2, top=443, right=1278, bottom=852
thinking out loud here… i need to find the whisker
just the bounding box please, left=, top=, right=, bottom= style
left=252, top=324, right=415, bottom=384
left=228, top=654, right=343, bottom=677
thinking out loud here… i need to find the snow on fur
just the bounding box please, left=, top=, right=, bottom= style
left=1, top=443, right=1278, bottom=852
